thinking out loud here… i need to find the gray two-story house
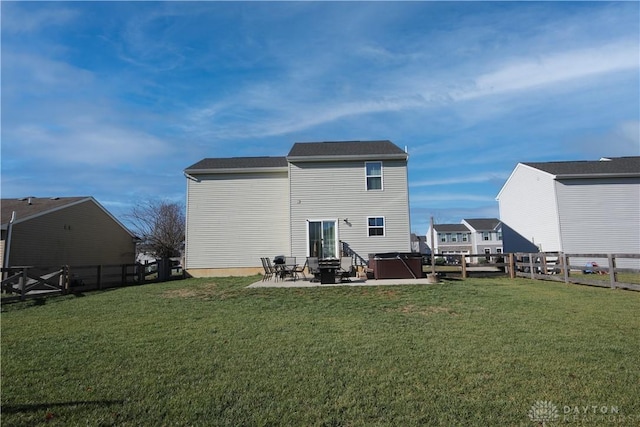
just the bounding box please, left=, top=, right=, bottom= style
left=427, top=218, right=503, bottom=263
left=184, top=140, right=411, bottom=277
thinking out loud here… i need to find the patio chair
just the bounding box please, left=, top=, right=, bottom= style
left=307, top=257, right=320, bottom=282
left=265, top=257, right=280, bottom=281
left=338, top=256, right=354, bottom=282
left=283, top=257, right=305, bottom=281
left=260, top=258, right=271, bottom=281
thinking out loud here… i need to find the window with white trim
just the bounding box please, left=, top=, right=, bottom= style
left=365, top=162, right=382, bottom=190
left=367, top=217, right=385, bottom=236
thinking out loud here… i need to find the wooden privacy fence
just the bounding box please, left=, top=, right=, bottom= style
left=512, top=252, right=640, bottom=291
left=1, top=259, right=184, bottom=300
left=433, top=252, right=640, bottom=291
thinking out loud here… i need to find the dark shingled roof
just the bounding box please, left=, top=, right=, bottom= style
left=185, top=156, right=288, bottom=171
left=2, top=197, right=89, bottom=227
left=287, top=140, right=406, bottom=158
left=464, top=218, right=501, bottom=231
left=524, top=156, right=640, bottom=177
left=433, top=224, right=470, bottom=232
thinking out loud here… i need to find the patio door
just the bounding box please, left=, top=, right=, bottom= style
left=308, top=220, right=337, bottom=258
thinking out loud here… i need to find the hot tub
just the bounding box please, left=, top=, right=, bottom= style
left=368, top=252, right=424, bottom=279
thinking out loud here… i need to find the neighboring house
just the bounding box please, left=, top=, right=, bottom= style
left=496, top=156, right=640, bottom=267
left=184, top=140, right=412, bottom=276
left=426, top=218, right=503, bottom=261
left=462, top=218, right=503, bottom=260
left=1, top=196, right=136, bottom=269
left=411, top=233, right=429, bottom=255
left=427, top=223, right=472, bottom=256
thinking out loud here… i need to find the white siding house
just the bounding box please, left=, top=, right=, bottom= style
left=184, top=141, right=412, bottom=277
left=497, top=156, right=640, bottom=267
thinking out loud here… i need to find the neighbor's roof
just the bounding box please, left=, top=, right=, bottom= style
left=432, top=224, right=470, bottom=232
left=185, top=156, right=288, bottom=173
left=1, top=196, right=136, bottom=236
left=463, top=218, right=501, bottom=231
left=287, top=140, right=407, bottom=161
left=1, top=197, right=89, bottom=227
left=523, top=156, right=640, bottom=178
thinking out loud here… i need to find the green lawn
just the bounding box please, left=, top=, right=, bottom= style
left=2, top=277, right=639, bottom=426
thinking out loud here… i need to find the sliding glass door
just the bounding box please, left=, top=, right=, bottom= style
left=308, top=220, right=337, bottom=258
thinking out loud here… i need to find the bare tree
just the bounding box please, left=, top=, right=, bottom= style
left=126, top=200, right=185, bottom=259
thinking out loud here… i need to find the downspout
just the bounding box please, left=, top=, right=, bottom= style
left=3, top=211, right=16, bottom=278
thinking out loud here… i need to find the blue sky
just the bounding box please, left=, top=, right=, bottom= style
left=2, top=1, right=639, bottom=234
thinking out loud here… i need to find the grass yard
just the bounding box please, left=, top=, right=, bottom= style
left=2, top=277, right=639, bottom=426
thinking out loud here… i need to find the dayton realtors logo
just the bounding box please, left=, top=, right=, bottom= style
left=528, top=400, right=559, bottom=425
left=528, top=400, right=636, bottom=425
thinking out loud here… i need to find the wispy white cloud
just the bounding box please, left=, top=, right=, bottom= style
left=411, top=173, right=509, bottom=188
left=1, top=3, right=78, bottom=34
left=454, top=40, right=639, bottom=101
left=411, top=193, right=498, bottom=204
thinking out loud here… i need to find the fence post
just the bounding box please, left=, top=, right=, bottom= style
left=608, top=254, right=617, bottom=289
left=97, top=265, right=103, bottom=290
left=460, top=255, right=467, bottom=279
left=20, top=267, right=27, bottom=300
left=529, top=255, right=535, bottom=280
left=508, top=253, right=515, bottom=279
left=562, top=253, right=569, bottom=284
left=59, top=266, right=66, bottom=294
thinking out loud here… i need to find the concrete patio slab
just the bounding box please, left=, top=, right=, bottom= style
left=247, top=277, right=439, bottom=288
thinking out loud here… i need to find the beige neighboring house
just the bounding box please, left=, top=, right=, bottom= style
left=1, top=196, right=136, bottom=269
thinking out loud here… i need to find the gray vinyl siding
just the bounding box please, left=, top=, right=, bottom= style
left=498, top=164, right=562, bottom=252
left=185, top=172, right=289, bottom=269
left=7, top=200, right=135, bottom=267
left=556, top=177, right=640, bottom=268
left=289, top=159, right=410, bottom=261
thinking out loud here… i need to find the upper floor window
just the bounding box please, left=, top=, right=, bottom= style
left=483, top=232, right=491, bottom=241
left=365, top=162, right=382, bottom=190
left=462, top=233, right=469, bottom=242
left=368, top=217, right=385, bottom=236
left=497, top=230, right=503, bottom=241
